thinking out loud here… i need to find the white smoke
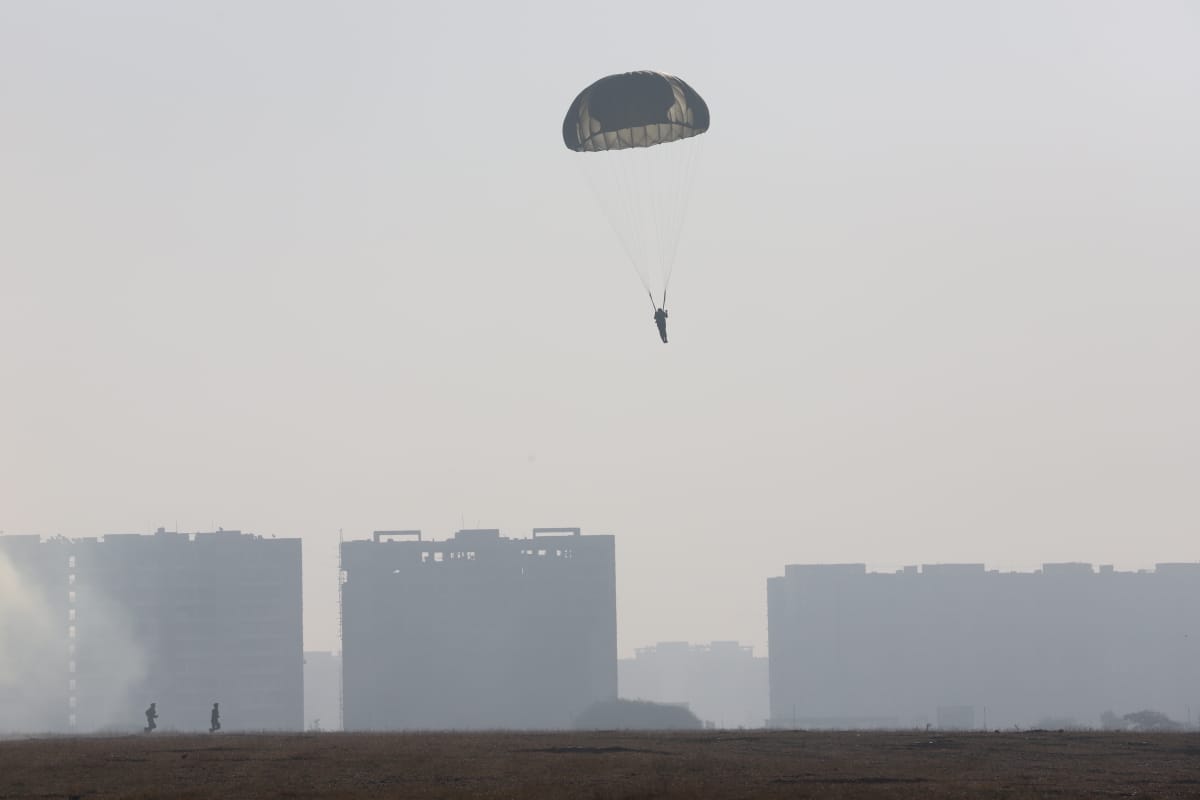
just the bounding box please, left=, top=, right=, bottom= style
left=0, top=549, right=65, bottom=732
left=0, top=547, right=146, bottom=734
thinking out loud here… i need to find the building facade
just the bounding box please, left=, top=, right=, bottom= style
left=619, top=641, right=768, bottom=728
left=768, top=562, right=1200, bottom=730
left=341, top=528, right=617, bottom=730
left=0, top=529, right=303, bottom=733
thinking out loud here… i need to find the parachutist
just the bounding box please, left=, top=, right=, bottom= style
left=564, top=72, right=708, bottom=333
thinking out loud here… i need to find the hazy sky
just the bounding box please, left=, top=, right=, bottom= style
left=2, top=1, right=1197, bottom=656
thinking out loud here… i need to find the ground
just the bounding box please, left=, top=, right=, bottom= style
left=1, top=729, right=1198, bottom=799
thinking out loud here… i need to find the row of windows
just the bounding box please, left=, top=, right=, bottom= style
left=391, top=548, right=579, bottom=567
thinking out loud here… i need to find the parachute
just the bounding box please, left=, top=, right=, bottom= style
left=563, top=71, right=709, bottom=310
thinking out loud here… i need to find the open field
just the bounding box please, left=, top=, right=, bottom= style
left=1, top=729, right=1198, bottom=799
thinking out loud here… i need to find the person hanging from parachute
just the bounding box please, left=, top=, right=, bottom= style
left=563, top=71, right=709, bottom=344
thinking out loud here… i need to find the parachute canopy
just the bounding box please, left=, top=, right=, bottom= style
left=563, top=71, right=710, bottom=153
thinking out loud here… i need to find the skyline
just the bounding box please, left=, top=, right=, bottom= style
left=3, top=524, right=1195, bottom=659
left=3, top=527, right=1195, bottom=734
left=2, top=1, right=1198, bottom=658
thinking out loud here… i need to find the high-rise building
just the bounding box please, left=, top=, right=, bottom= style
left=768, top=562, right=1200, bottom=730
left=619, top=641, right=768, bottom=728
left=340, top=528, right=617, bottom=730
left=0, top=529, right=303, bottom=733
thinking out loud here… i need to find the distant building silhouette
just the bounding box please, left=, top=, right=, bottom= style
left=0, top=529, right=303, bottom=733
left=619, top=641, right=768, bottom=728
left=303, top=651, right=342, bottom=731
left=768, top=562, right=1200, bottom=730
left=340, top=528, right=617, bottom=730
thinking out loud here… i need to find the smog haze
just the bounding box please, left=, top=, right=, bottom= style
left=2, top=0, right=1197, bottom=662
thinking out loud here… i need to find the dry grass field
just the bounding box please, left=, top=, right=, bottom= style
left=1, top=729, right=1198, bottom=799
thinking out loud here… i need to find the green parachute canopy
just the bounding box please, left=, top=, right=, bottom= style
left=563, top=71, right=710, bottom=153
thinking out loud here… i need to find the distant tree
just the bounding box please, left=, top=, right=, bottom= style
left=1036, top=717, right=1087, bottom=731
left=573, top=699, right=702, bottom=731
left=1122, top=710, right=1182, bottom=732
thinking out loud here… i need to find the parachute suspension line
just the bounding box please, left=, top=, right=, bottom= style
left=661, top=138, right=686, bottom=288
left=661, top=138, right=686, bottom=295
left=664, top=134, right=693, bottom=289
left=634, top=138, right=670, bottom=300
left=648, top=137, right=670, bottom=294
left=664, top=136, right=693, bottom=290
left=564, top=70, right=709, bottom=311
left=619, top=149, right=654, bottom=295
left=661, top=135, right=705, bottom=293
left=576, top=153, right=653, bottom=298
left=649, top=133, right=671, bottom=296
left=612, top=149, right=649, bottom=293
left=627, top=149, right=654, bottom=292
left=572, top=135, right=705, bottom=305
left=637, top=148, right=664, bottom=296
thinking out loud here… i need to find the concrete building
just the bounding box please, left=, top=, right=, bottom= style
left=768, top=562, right=1200, bottom=730
left=341, top=528, right=616, bottom=730
left=620, top=641, right=768, bottom=728
left=0, top=529, right=303, bottom=733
